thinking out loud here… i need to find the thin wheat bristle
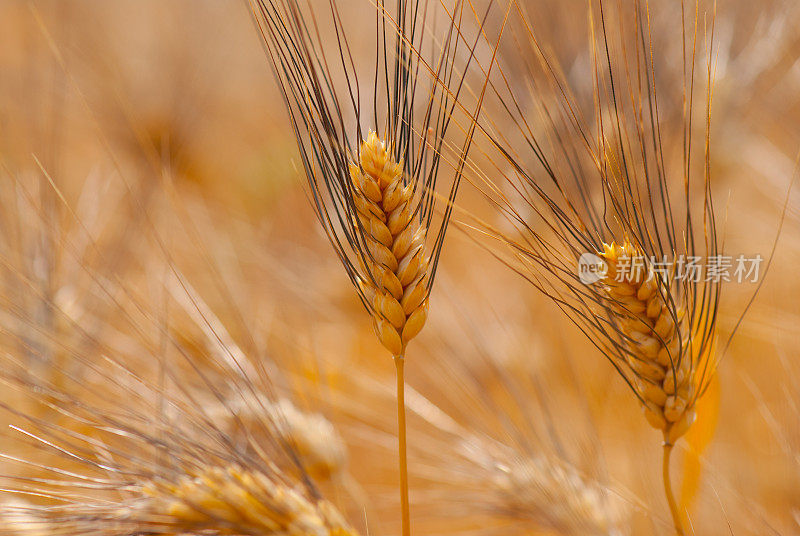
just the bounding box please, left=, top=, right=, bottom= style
left=141, top=464, right=356, bottom=536
left=600, top=241, right=702, bottom=444
left=353, top=131, right=429, bottom=356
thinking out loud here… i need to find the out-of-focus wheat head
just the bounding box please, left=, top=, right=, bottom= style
left=141, top=464, right=354, bottom=536
left=204, top=394, right=348, bottom=482
left=0, top=298, right=358, bottom=536
left=6, top=463, right=354, bottom=535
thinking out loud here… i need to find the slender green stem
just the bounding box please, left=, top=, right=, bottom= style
left=662, top=441, right=684, bottom=535
left=394, top=355, right=410, bottom=536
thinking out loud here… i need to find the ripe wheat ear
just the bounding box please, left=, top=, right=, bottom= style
left=250, top=0, right=486, bottom=532
left=600, top=241, right=716, bottom=533
left=440, top=2, right=725, bottom=533
left=348, top=131, right=433, bottom=534
left=600, top=241, right=705, bottom=445
left=141, top=463, right=356, bottom=536
left=352, top=133, right=430, bottom=357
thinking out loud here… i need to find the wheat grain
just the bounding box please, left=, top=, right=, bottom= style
left=353, top=132, right=430, bottom=357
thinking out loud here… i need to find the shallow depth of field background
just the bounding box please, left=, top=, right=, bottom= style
left=0, top=1, right=798, bottom=535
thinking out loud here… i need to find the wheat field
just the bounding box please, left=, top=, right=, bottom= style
left=0, top=1, right=798, bottom=535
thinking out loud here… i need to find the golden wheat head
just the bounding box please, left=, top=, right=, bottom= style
left=600, top=241, right=714, bottom=444
left=352, top=132, right=430, bottom=355
left=142, top=464, right=356, bottom=536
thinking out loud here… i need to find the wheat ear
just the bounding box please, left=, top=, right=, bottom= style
left=352, top=131, right=430, bottom=356
left=142, top=464, right=356, bottom=536
left=601, top=241, right=703, bottom=534
left=351, top=131, right=430, bottom=536
left=601, top=242, right=697, bottom=442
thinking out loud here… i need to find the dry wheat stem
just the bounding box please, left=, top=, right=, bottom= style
left=662, top=444, right=684, bottom=535
left=395, top=355, right=410, bottom=536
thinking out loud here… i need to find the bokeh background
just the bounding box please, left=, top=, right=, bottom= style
left=0, top=1, right=798, bottom=535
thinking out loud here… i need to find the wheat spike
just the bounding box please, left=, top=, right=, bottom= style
left=599, top=240, right=716, bottom=534
left=600, top=241, right=701, bottom=445
left=141, top=464, right=356, bottom=536
left=0, top=465, right=357, bottom=536
left=353, top=132, right=430, bottom=357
